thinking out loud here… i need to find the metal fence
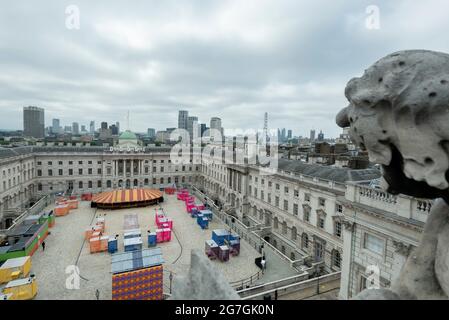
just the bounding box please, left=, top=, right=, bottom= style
left=240, top=271, right=341, bottom=300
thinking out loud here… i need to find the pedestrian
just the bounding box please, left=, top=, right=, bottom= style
left=41, top=241, right=46, bottom=251
left=261, top=257, right=266, bottom=274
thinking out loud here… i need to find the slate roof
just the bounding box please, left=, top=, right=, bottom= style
left=277, top=158, right=381, bottom=183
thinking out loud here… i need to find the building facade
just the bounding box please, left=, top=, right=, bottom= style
left=337, top=183, right=428, bottom=299
left=0, top=139, right=430, bottom=299
left=23, top=106, right=45, bottom=138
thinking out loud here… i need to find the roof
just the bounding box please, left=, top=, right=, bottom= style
left=92, top=189, right=163, bottom=205
left=119, top=130, right=137, bottom=140
left=6, top=225, right=32, bottom=238
left=276, top=159, right=381, bottom=183
left=5, top=277, right=34, bottom=288
left=0, top=145, right=174, bottom=160
left=111, top=248, right=163, bottom=274
left=0, top=256, right=29, bottom=269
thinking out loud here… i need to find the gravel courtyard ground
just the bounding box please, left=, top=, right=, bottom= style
left=30, top=193, right=260, bottom=300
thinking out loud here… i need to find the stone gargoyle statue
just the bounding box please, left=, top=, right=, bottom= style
left=336, top=50, right=449, bottom=299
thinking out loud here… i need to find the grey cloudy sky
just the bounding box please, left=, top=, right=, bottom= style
left=1, top=0, right=449, bottom=137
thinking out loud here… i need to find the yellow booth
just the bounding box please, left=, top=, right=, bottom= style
left=3, top=276, right=38, bottom=300
left=0, top=256, right=31, bottom=284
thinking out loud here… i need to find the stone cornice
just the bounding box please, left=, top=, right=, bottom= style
left=339, top=198, right=424, bottom=232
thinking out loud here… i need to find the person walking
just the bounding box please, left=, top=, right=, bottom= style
left=41, top=241, right=46, bottom=251
left=261, top=257, right=266, bottom=274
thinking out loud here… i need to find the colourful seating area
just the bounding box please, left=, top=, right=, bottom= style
left=152, top=208, right=173, bottom=244
left=205, top=229, right=241, bottom=262
left=54, top=196, right=79, bottom=216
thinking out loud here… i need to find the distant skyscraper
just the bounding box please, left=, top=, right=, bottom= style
left=200, top=123, right=207, bottom=136
left=116, top=121, right=120, bottom=134
left=23, top=106, right=45, bottom=138
left=210, top=117, right=222, bottom=141
left=178, top=110, right=189, bottom=130
left=101, top=122, right=108, bottom=130
left=90, top=121, right=95, bottom=134
left=310, top=129, right=316, bottom=142
left=317, top=130, right=324, bottom=141
left=187, top=116, right=199, bottom=141
left=72, top=122, right=79, bottom=135
left=210, top=117, right=222, bottom=131
left=81, top=125, right=86, bottom=133
left=147, top=128, right=156, bottom=138
left=110, top=124, right=119, bottom=135
left=64, top=125, right=72, bottom=133
left=52, top=118, right=60, bottom=134
left=287, top=130, right=292, bottom=140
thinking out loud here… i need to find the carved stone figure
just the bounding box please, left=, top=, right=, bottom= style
left=336, top=50, right=449, bottom=299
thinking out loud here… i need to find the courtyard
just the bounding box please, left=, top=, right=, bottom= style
left=30, top=193, right=261, bottom=300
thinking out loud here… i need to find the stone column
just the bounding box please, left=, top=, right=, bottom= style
left=339, top=219, right=355, bottom=300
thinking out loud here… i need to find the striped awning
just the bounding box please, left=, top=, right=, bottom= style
left=92, top=189, right=163, bottom=205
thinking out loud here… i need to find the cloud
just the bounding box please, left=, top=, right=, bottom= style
left=0, top=0, right=448, bottom=138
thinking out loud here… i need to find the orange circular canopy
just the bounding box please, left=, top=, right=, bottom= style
left=92, top=188, right=163, bottom=208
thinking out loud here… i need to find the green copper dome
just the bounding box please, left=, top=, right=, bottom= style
left=119, top=130, right=137, bottom=140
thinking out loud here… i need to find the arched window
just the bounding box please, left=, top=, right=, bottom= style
left=291, top=226, right=297, bottom=241
left=144, top=178, right=149, bottom=185
left=302, top=233, right=309, bottom=249
left=79, top=181, right=83, bottom=189
left=290, top=252, right=296, bottom=260
left=107, top=180, right=112, bottom=188
left=273, top=217, right=279, bottom=229
left=332, top=250, right=342, bottom=269
left=133, top=179, right=138, bottom=187
left=282, top=221, right=287, bottom=234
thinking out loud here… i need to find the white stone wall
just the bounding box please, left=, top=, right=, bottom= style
left=338, top=190, right=424, bottom=299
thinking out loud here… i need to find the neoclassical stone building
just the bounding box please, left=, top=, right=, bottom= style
left=337, top=183, right=430, bottom=299
left=198, top=157, right=381, bottom=274
left=0, top=138, right=431, bottom=299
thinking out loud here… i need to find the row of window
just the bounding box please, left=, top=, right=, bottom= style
left=37, top=160, right=102, bottom=166
left=37, top=168, right=102, bottom=176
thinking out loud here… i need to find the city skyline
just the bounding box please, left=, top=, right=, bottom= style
left=1, top=1, right=448, bottom=137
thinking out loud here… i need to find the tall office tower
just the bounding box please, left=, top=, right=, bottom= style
left=81, top=125, right=86, bottom=133
left=281, top=128, right=286, bottom=142
left=147, top=128, right=156, bottom=138
left=317, top=130, right=324, bottom=141
left=210, top=117, right=222, bottom=141
left=23, top=106, right=45, bottom=138
left=52, top=118, right=60, bottom=134
left=178, top=110, right=189, bottom=130
left=287, top=129, right=292, bottom=140
left=116, top=122, right=120, bottom=134
left=90, top=121, right=95, bottom=134
left=200, top=123, right=207, bottom=136
left=210, top=117, right=222, bottom=131
left=64, top=126, right=72, bottom=133
left=110, top=124, right=119, bottom=135
left=310, top=129, right=316, bottom=142
left=187, top=116, right=199, bottom=141
left=101, top=122, right=108, bottom=130
left=72, top=122, right=79, bottom=135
